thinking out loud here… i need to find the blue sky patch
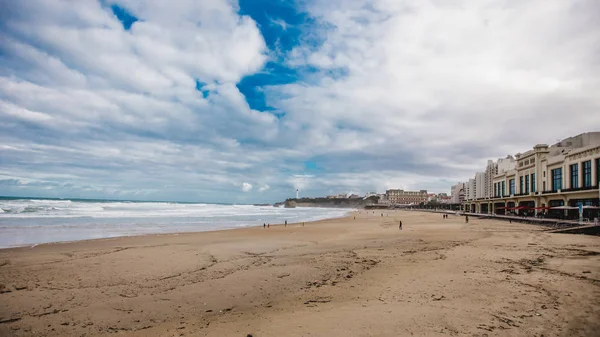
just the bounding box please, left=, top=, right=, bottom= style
left=236, top=62, right=298, bottom=112
left=236, top=0, right=326, bottom=115
left=238, top=0, right=312, bottom=53
left=195, top=80, right=209, bottom=98
left=110, top=4, right=138, bottom=30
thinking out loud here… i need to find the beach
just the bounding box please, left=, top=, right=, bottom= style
left=1, top=210, right=599, bottom=337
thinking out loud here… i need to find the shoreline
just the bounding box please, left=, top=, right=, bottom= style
left=0, top=213, right=355, bottom=252
left=1, top=210, right=598, bottom=337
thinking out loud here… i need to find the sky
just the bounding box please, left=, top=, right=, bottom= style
left=1, top=0, right=599, bottom=203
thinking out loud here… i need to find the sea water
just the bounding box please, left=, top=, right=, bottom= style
left=0, top=198, right=351, bottom=248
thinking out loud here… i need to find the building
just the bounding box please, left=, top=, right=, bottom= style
left=348, top=194, right=361, bottom=199
left=465, top=178, right=476, bottom=201
left=438, top=193, right=452, bottom=204
left=378, top=194, right=390, bottom=205
left=450, top=183, right=465, bottom=204
left=463, top=132, right=600, bottom=218
left=475, top=172, right=486, bottom=199
left=385, top=189, right=428, bottom=205
left=485, top=160, right=497, bottom=198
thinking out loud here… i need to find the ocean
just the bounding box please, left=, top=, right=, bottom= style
left=0, top=197, right=351, bottom=248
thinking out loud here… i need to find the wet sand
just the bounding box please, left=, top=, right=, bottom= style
left=1, top=210, right=599, bottom=336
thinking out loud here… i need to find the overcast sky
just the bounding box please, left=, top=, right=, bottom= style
left=1, top=0, right=599, bottom=203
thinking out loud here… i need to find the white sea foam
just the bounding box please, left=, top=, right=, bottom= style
left=0, top=199, right=351, bottom=248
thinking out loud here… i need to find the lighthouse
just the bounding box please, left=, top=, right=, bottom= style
left=296, top=189, right=299, bottom=199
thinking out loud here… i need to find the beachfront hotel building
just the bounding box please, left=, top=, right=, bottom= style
left=385, top=189, right=428, bottom=205
left=451, top=182, right=465, bottom=204
left=461, top=132, right=600, bottom=220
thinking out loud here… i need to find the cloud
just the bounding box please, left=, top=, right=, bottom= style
left=241, top=182, right=253, bottom=192
left=0, top=0, right=599, bottom=202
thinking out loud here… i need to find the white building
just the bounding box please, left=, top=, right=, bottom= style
left=475, top=172, right=486, bottom=199
left=464, top=132, right=600, bottom=217
left=485, top=160, right=497, bottom=198
left=451, top=182, right=466, bottom=204
left=465, top=178, right=476, bottom=201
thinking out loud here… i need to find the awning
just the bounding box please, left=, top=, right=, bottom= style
left=507, top=206, right=529, bottom=210
left=550, top=206, right=578, bottom=210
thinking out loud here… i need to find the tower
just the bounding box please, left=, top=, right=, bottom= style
left=296, top=189, right=299, bottom=199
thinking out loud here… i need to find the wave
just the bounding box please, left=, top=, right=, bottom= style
left=0, top=202, right=351, bottom=248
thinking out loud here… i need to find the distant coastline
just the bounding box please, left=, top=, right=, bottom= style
left=274, top=196, right=380, bottom=209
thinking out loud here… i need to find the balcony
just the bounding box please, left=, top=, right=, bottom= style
left=561, top=185, right=599, bottom=193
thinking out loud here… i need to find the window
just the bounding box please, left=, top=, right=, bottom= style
left=525, top=174, right=529, bottom=193
left=597, top=158, right=600, bottom=186
left=583, top=161, right=592, bottom=187
left=531, top=173, right=536, bottom=192
left=502, top=181, right=505, bottom=196
left=551, top=168, right=562, bottom=191
left=570, top=163, right=579, bottom=189
left=509, top=179, right=515, bottom=195
left=519, top=176, right=524, bottom=194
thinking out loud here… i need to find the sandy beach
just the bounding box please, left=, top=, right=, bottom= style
left=1, top=210, right=599, bottom=337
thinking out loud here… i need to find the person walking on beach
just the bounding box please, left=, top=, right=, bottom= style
left=263, top=223, right=266, bottom=228
left=399, top=220, right=403, bottom=230
left=465, top=215, right=469, bottom=223
left=267, top=223, right=270, bottom=228
left=285, top=220, right=287, bottom=227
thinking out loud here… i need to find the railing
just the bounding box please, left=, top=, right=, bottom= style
left=562, top=185, right=598, bottom=193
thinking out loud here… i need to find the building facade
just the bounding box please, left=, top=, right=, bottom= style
left=463, top=132, right=600, bottom=219
left=465, top=178, right=476, bottom=201
left=385, top=189, right=428, bottom=204
left=475, top=172, right=486, bottom=199
left=451, top=183, right=465, bottom=204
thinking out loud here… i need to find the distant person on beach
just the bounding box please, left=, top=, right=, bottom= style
left=465, top=215, right=469, bottom=223
left=263, top=223, right=266, bottom=228
left=285, top=220, right=287, bottom=227
left=267, top=223, right=270, bottom=228
left=399, top=221, right=403, bottom=230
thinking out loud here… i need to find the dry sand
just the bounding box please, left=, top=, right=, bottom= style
left=1, top=210, right=599, bottom=337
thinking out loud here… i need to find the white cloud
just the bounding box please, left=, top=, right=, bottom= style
left=1, top=0, right=599, bottom=202
left=241, top=182, right=253, bottom=192
left=279, top=0, right=600, bottom=159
